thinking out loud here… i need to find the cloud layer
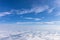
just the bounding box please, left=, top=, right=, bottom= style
left=0, top=30, right=60, bottom=40
left=16, top=21, right=60, bottom=25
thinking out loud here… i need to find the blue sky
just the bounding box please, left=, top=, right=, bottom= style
left=0, top=0, right=60, bottom=32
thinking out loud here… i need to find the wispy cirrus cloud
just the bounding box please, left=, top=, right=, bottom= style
left=24, top=17, right=42, bottom=21
left=14, top=5, right=49, bottom=14
left=10, top=5, right=55, bottom=15
left=52, top=0, right=60, bottom=16
left=0, top=12, right=11, bottom=17
left=0, top=0, right=59, bottom=17
left=31, top=5, right=49, bottom=13
left=48, top=8, right=55, bottom=13
left=0, top=5, right=55, bottom=17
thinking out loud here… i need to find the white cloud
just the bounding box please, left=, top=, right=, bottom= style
left=11, top=6, right=56, bottom=15
left=0, top=5, right=54, bottom=16
left=45, top=22, right=54, bottom=24
left=51, top=0, right=60, bottom=16
left=16, top=21, right=60, bottom=25
left=0, top=12, right=11, bottom=17
left=16, top=22, right=35, bottom=25
left=25, top=17, right=34, bottom=19
left=32, top=5, right=49, bottom=13
left=34, top=18, right=42, bottom=21
left=0, top=31, right=10, bottom=38
left=40, top=21, right=60, bottom=25
left=15, top=5, right=49, bottom=14
left=24, top=17, right=42, bottom=21
left=14, top=0, right=60, bottom=15
left=18, top=9, right=31, bottom=14
left=0, top=31, right=60, bottom=40
left=48, top=8, right=55, bottom=13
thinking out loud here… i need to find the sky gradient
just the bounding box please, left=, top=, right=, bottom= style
left=0, top=0, right=60, bottom=32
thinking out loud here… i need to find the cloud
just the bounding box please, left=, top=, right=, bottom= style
left=0, top=0, right=59, bottom=17
left=52, top=0, right=60, bottom=16
left=34, top=18, right=42, bottom=21
left=0, top=5, right=54, bottom=16
left=10, top=5, right=56, bottom=15
left=0, top=31, right=10, bottom=38
left=0, top=31, right=60, bottom=40
left=15, top=0, right=60, bottom=15
left=24, top=17, right=34, bottom=19
left=31, top=5, right=49, bottom=13
left=48, top=8, right=55, bottom=13
left=14, top=5, right=49, bottom=14
left=43, top=22, right=55, bottom=25
left=16, top=22, right=36, bottom=25
left=0, top=12, right=11, bottom=17
left=24, top=17, right=42, bottom=21
left=17, top=9, right=32, bottom=14
left=16, top=21, right=60, bottom=25
left=54, top=0, right=60, bottom=7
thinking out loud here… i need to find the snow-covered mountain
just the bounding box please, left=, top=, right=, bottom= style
left=0, top=31, right=60, bottom=40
